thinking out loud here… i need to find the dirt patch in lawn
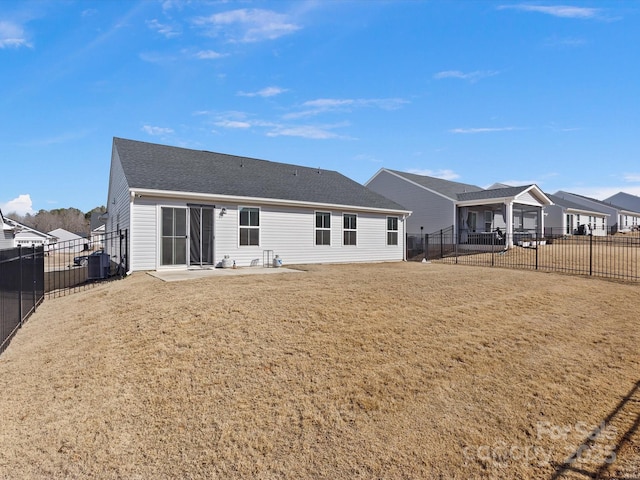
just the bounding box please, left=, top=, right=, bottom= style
left=0, top=262, right=638, bottom=479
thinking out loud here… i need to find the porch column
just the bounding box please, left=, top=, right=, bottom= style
left=539, top=208, right=544, bottom=238
left=506, top=201, right=514, bottom=248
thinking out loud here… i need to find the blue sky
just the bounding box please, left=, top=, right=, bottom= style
left=2, top=0, right=639, bottom=216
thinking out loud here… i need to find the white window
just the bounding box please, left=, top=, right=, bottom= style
left=343, top=214, right=357, bottom=246
left=239, top=207, right=259, bottom=246
left=387, top=216, right=399, bottom=245
left=315, top=212, right=331, bottom=245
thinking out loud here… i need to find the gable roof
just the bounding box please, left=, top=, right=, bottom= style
left=114, top=138, right=408, bottom=212
left=545, top=193, right=608, bottom=214
left=554, top=191, right=639, bottom=214
left=375, top=169, right=483, bottom=200
left=457, top=185, right=532, bottom=202
left=603, top=192, right=640, bottom=213
left=3, top=217, right=56, bottom=239
left=1, top=209, right=14, bottom=231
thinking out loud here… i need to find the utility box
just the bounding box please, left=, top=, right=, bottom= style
left=88, top=252, right=110, bottom=280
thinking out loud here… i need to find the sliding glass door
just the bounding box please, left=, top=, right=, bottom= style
left=189, top=206, right=215, bottom=266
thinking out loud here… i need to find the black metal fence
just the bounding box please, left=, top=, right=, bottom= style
left=1, top=246, right=45, bottom=353
left=45, top=229, right=128, bottom=298
left=408, top=228, right=640, bottom=282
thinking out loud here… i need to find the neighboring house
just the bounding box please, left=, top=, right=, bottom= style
left=602, top=192, right=640, bottom=229
left=554, top=191, right=640, bottom=233
left=105, top=138, right=411, bottom=272
left=90, top=211, right=107, bottom=249
left=544, top=194, right=608, bottom=237
left=48, top=228, right=87, bottom=253
left=3, top=216, right=57, bottom=249
left=365, top=169, right=552, bottom=248
left=1, top=209, right=15, bottom=250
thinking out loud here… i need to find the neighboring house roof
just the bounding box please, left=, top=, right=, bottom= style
left=114, top=138, right=409, bottom=212
left=4, top=217, right=56, bottom=240
left=1, top=209, right=14, bottom=231
left=90, top=211, right=107, bottom=232
left=457, top=185, right=532, bottom=202
left=545, top=193, right=608, bottom=214
left=370, top=170, right=551, bottom=206
left=603, top=192, right=640, bottom=213
left=486, top=182, right=512, bottom=190
left=554, top=191, right=640, bottom=214
left=48, top=228, right=85, bottom=241
left=371, top=168, right=483, bottom=200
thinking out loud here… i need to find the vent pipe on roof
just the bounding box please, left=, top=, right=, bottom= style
left=294, top=169, right=298, bottom=176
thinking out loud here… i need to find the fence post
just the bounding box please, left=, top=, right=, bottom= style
left=440, top=229, right=444, bottom=259
left=18, top=246, right=23, bottom=326
left=425, top=233, right=429, bottom=261
left=535, top=239, right=538, bottom=270
left=491, top=230, right=495, bottom=266
left=32, top=246, right=37, bottom=313
left=589, top=233, right=593, bottom=276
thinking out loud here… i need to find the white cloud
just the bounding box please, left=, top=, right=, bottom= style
left=0, top=21, right=31, bottom=48
left=194, top=49, right=226, bottom=60
left=449, top=127, right=521, bottom=134
left=1, top=194, right=35, bottom=216
left=238, top=86, right=288, bottom=97
left=623, top=173, right=640, bottom=183
left=266, top=125, right=346, bottom=140
left=433, top=70, right=499, bottom=82
left=407, top=169, right=460, bottom=181
left=285, top=97, right=408, bottom=119
left=498, top=5, right=600, bottom=19
left=193, top=8, right=301, bottom=43
left=214, top=119, right=252, bottom=129
left=142, top=125, right=174, bottom=135
left=147, top=19, right=181, bottom=38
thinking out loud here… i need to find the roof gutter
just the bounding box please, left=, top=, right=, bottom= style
left=130, top=188, right=412, bottom=216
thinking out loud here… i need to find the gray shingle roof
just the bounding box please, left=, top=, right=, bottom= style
left=603, top=192, right=640, bottom=213
left=384, top=169, right=483, bottom=199
left=114, top=138, right=408, bottom=211
left=545, top=193, right=608, bottom=213
left=456, top=185, right=532, bottom=202
left=554, top=191, right=632, bottom=212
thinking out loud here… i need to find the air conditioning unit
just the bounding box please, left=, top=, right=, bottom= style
left=88, top=252, right=110, bottom=280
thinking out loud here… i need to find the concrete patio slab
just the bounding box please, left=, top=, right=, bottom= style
left=147, top=266, right=304, bottom=282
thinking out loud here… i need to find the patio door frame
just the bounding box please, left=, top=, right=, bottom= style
left=188, top=204, right=215, bottom=267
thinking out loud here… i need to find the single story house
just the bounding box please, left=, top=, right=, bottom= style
left=544, top=193, right=608, bottom=237
left=1, top=210, right=15, bottom=250
left=48, top=228, right=87, bottom=253
left=2, top=216, right=57, bottom=249
left=602, top=192, right=640, bottom=229
left=90, top=211, right=107, bottom=249
left=554, top=191, right=640, bottom=234
left=365, top=168, right=552, bottom=248
left=105, top=138, right=411, bottom=272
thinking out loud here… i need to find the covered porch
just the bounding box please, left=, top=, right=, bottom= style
left=456, top=185, right=553, bottom=249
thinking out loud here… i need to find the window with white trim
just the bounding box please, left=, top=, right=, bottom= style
left=484, top=211, right=493, bottom=232
left=239, top=207, right=259, bottom=246
left=343, top=214, right=357, bottom=246
left=387, top=216, right=399, bottom=245
left=315, top=212, right=331, bottom=245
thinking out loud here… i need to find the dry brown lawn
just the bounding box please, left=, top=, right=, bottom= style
left=0, top=262, right=639, bottom=479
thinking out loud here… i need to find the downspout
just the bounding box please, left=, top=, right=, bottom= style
left=127, top=191, right=135, bottom=275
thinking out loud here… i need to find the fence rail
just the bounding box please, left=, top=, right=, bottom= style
left=1, top=246, right=45, bottom=353
left=45, top=229, right=128, bottom=298
left=408, top=228, right=640, bottom=282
